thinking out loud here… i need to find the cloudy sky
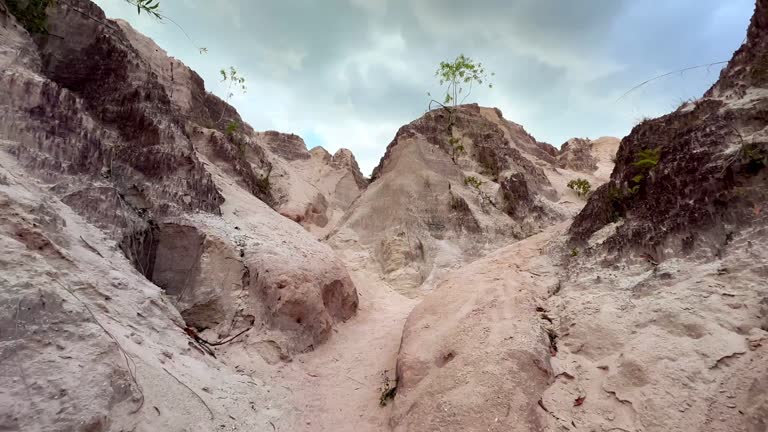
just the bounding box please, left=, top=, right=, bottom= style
left=95, top=0, right=755, bottom=175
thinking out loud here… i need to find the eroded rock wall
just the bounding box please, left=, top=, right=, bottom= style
left=0, top=0, right=358, bottom=383
left=332, top=104, right=617, bottom=294
left=392, top=2, right=768, bottom=431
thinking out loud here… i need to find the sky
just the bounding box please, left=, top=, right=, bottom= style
left=95, top=0, right=756, bottom=175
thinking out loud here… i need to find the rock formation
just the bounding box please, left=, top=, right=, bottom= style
left=259, top=132, right=368, bottom=237
left=0, top=1, right=358, bottom=430
left=330, top=104, right=618, bottom=294
left=392, top=1, right=768, bottom=431
left=1, top=0, right=766, bottom=431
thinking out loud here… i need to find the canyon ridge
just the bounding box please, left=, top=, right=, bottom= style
left=0, top=1, right=766, bottom=431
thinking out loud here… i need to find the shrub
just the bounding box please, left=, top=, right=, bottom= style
left=225, top=121, right=239, bottom=137
left=628, top=147, right=662, bottom=194
left=464, top=176, right=483, bottom=189
left=567, top=178, right=592, bottom=197
left=632, top=148, right=661, bottom=170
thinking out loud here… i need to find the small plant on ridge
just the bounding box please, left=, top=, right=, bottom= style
left=567, top=178, right=592, bottom=197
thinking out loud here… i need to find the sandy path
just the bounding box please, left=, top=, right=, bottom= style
left=276, top=267, right=417, bottom=432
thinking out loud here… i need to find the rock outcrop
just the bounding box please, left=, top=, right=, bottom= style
left=392, top=227, right=564, bottom=432
left=5, top=0, right=766, bottom=431
left=570, top=0, right=767, bottom=253
left=392, top=1, right=768, bottom=431
left=331, top=104, right=617, bottom=293
left=0, top=1, right=359, bottom=429
left=260, top=132, right=368, bottom=237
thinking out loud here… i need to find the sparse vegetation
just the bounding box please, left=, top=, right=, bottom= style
left=218, top=67, right=247, bottom=124
left=632, top=148, right=661, bottom=170
left=628, top=147, right=661, bottom=194
left=567, top=178, right=592, bottom=197
left=8, top=0, right=162, bottom=33
left=464, top=175, right=483, bottom=189
left=448, top=136, right=466, bottom=161
left=429, top=54, right=494, bottom=109
left=463, top=175, right=497, bottom=211
left=634, top=116, right=653, bottom=127
left=571, top=247, right=579, bottom=257
left=379, top=370, right=397, bottom=407
left=225, top=121, right=239, bottom=137
left=426, top=56, right=493, bottom=165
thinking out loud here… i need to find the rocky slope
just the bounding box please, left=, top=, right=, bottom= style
left=2, top=0, right=766, bottom=431
left=330, top=104, right=618, bottom=294
left=0, top=1, right=359, bottom=430
left=260, top=132, right=368, bottom=238
left=391, top=1, right=768, bottom=430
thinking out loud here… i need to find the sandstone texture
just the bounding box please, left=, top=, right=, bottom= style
left=392, top=1, right=768, bottom=431
left=331, top=104, right=617, bottom=294
left=2, top=0, right=767, bottom=431
left=0, top=1, right=358, bottom=430
left=263, top=134, right=368, bottom=238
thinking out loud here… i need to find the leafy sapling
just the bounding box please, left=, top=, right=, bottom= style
left=218, top=67, right=247, bottom=124
left=429, top=54, right=494, bottom=109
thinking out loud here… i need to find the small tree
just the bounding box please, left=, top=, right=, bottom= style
left=217, top=66, right=247, bottom=124
left=567, top=178, right=592, bottom=197
left=429, top=54, right=494, bottom=109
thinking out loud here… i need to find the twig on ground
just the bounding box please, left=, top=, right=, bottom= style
left=204, top=326, right=252, bottom=346
left=79, top=236, right=104, bottom=258
left=161, top=367, right=214, bottom=420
